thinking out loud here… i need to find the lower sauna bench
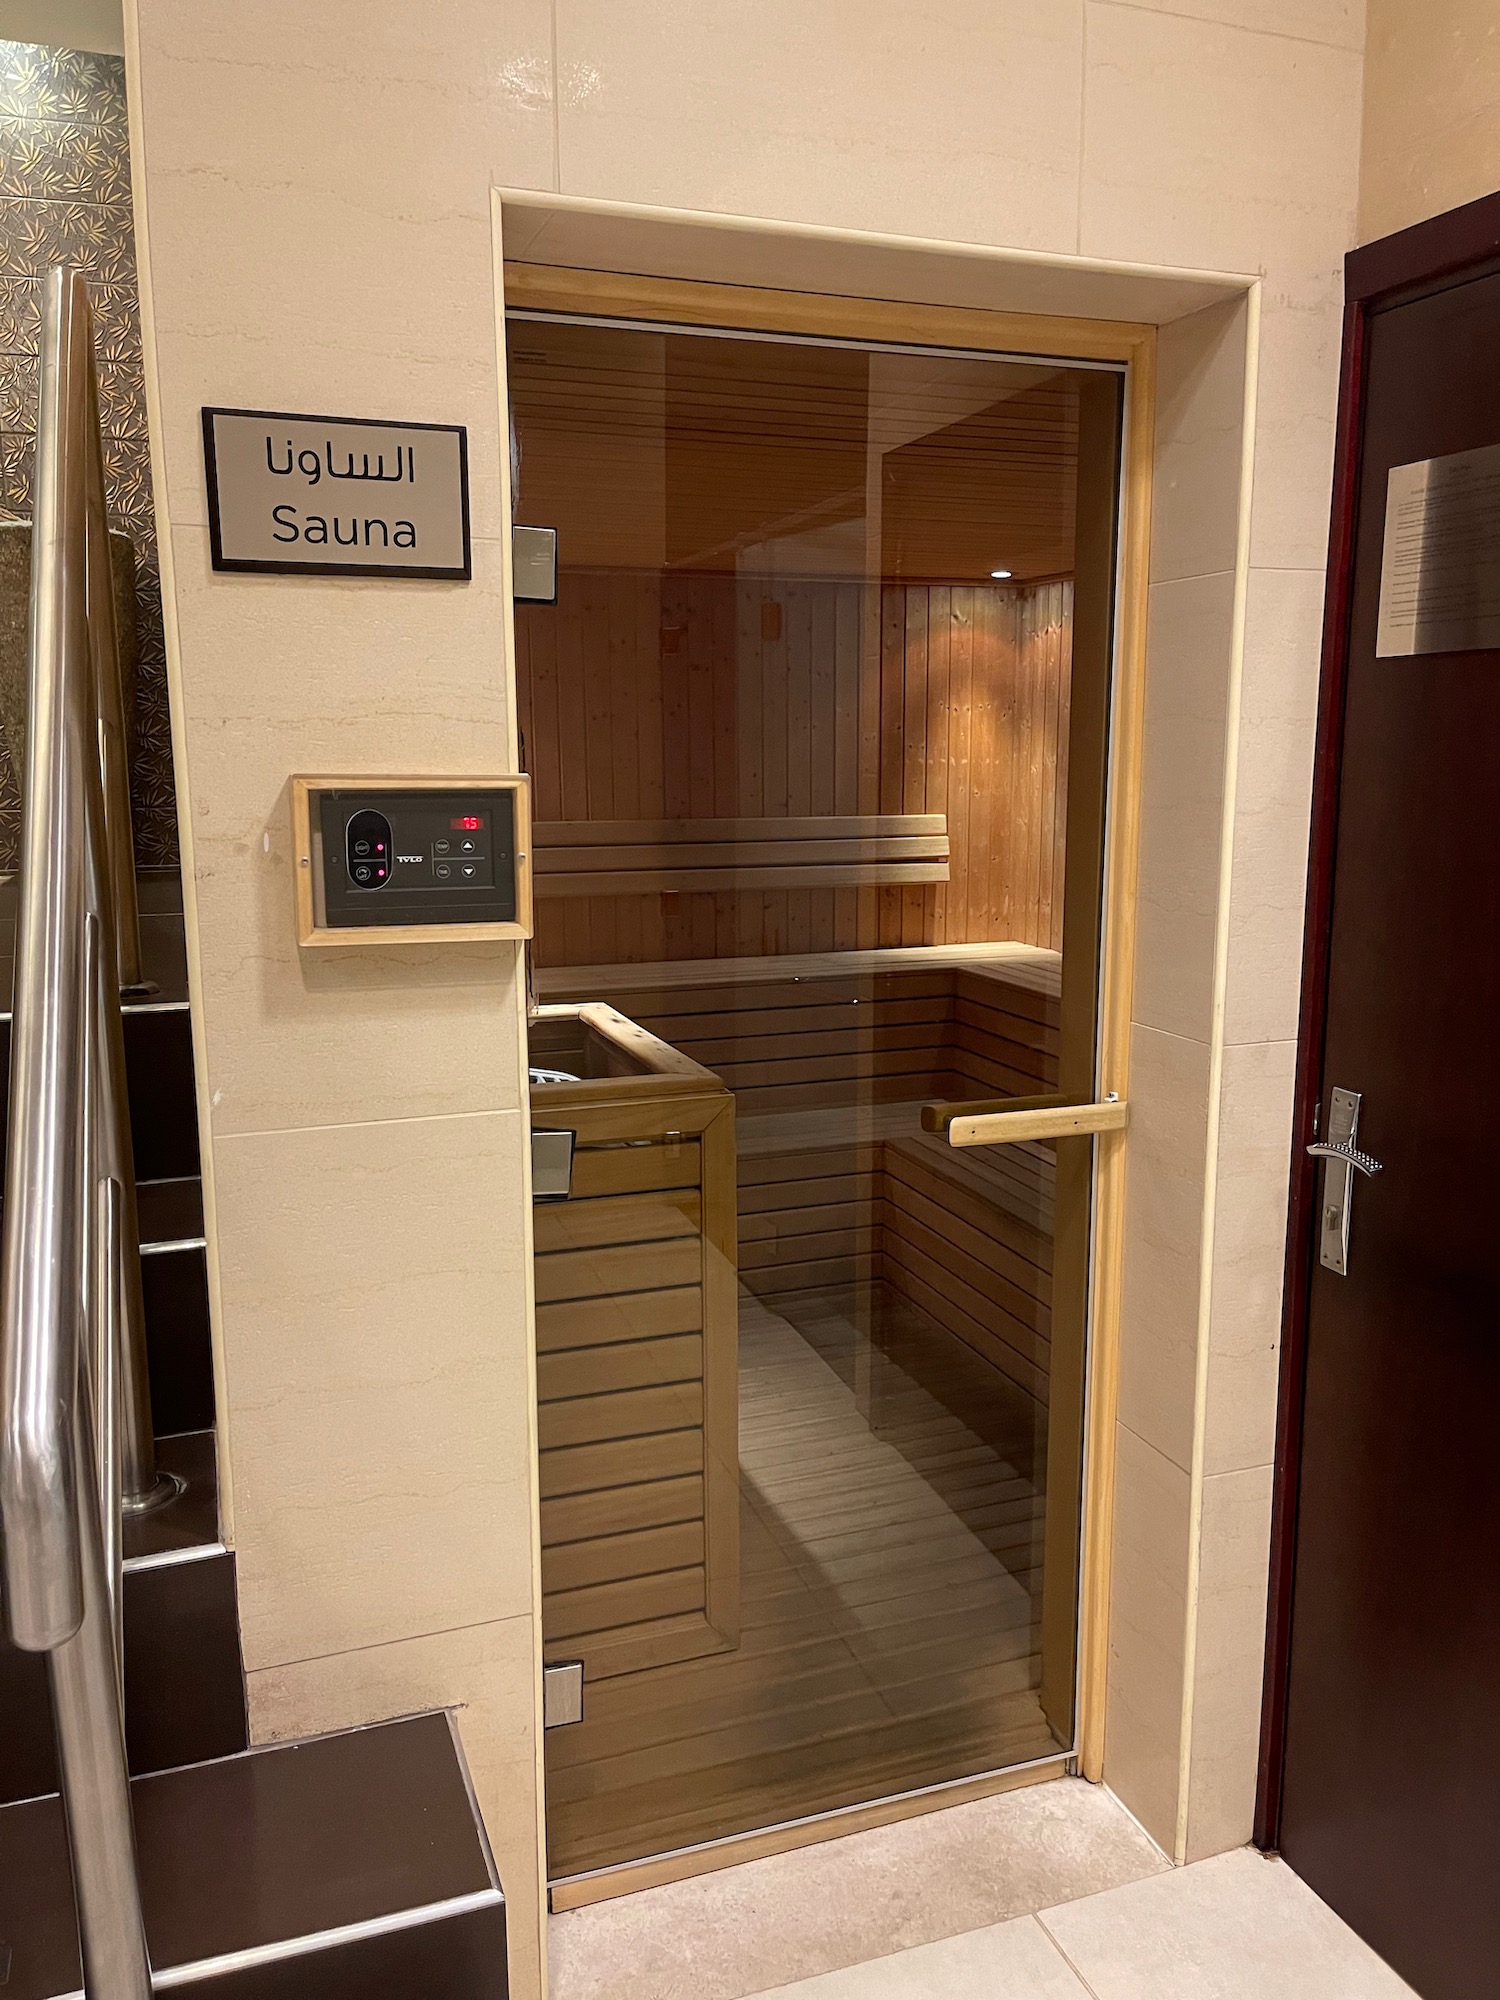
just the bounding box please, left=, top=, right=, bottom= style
left=529, top=1003, right=740, bottom=1683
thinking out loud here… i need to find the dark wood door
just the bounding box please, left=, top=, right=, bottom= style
left=1278, top=259, right=1500, bottom=1998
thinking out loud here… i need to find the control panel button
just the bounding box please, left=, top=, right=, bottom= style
left=345, top=808, right=393, bottom=891
left=434, top=838, right=450, bottom=854
left=434, top=861, right=453, bottom=881
left=460, top=862, right=479, bottom=880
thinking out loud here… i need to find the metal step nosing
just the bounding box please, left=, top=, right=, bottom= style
left=124, top=1540, right=227, bottom=1574
left=46, top=1886, right=504, bottom=2000
left=0, top=998, right=190, bottom=1027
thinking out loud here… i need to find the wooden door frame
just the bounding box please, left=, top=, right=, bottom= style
left=501, top=261, right=1155, bottom=1893
left=1255, top=187, right=1500, bottom=1851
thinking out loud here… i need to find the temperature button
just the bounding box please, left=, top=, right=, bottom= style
left=345, top=807, right=392, bottom=890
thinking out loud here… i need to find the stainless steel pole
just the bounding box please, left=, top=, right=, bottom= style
left=88, top=880, right=162, bottom=1514
left=48, top=1386, right=152, bottom=2000
left=1, top=265, right=156, bottom=1999
left=80, top=292, right=144, bottom=994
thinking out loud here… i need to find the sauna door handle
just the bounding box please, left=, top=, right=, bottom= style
left=1307, top=1086, right=1381, bottom=1276
left=921, top=1093, right=1129, bottom=1150
left=1305, top=1140, right=1383, bottom=1177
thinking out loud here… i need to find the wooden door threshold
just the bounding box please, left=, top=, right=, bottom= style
left=547, top=1752, right=1073, bottom=1912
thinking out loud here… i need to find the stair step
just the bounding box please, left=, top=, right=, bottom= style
left=123, top=1428, right=221, bottom=1566
left=141, top=1240, right=214, bottom=1436
left=1, top=1431, right=243, bottom=1806
left=0, top=1535, right=247, bottom=1807
left=0, top=1712, right=506, bottom=1999
left=138, top=1174, right=206, bottom=1248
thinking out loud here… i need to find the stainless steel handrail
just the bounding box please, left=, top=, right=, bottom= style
left=0, top=269, right=159, bottom=1998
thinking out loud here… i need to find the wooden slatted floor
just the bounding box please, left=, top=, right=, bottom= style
left=545, top=1279, right=1062, bottom=1880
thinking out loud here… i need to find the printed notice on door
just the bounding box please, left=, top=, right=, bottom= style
left=1377, top=441, right=1500, bottom=657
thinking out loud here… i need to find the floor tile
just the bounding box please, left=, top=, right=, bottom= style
left=1039, top=1846, right=1419, bottom=1998
left=548, top=1777, right=1166, bottom=2000
left=746, top=1914, right=1091, bottom=1998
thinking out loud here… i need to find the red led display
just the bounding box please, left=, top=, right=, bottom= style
left=451, top=814, right=484, bottom=831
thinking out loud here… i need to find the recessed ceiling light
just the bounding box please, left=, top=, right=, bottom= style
left=990, top=568, right=1012, bottom=580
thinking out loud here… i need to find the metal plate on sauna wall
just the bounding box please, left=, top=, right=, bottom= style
left=1377, top=441, right=1500, bottom=657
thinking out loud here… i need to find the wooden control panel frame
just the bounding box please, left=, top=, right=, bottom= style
left=290, top=772, right=533, bottom=947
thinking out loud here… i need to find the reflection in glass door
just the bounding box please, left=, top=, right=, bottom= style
left=510, top=304, right=1123, bottom=1885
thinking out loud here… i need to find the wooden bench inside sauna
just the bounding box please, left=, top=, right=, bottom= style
left=529, top=1003, right=739, bottom=1680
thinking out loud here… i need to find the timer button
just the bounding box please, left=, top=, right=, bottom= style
left=434, top=862, right=453, bottom=881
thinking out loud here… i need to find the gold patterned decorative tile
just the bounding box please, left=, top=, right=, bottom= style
left=0, top=44, right=127, bottom=127
left=98, top=355, right=144, bottom=434
left=103, top=433, right=156, bottom=541
left=0, top=351, right=36, bottom=429
left=0, top=275, right=41, bottom=353
left=0, top=199, right=135, bottom=283
left=0, top=430, right=31, bottom=517
left=0, top=120, right=132, bottom=202
left=0, top=39, right=175, bottom=865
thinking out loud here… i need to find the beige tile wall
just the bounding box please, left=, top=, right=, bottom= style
left=125, top=1, right=1365, bottom=1987
left=126, top=2, right=552, bottom=1991
left=1360, top=0, right=1500, bottom=243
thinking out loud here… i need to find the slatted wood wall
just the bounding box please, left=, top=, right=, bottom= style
left=585, top=967, right=1061, bottom=1404
left=516, top=574, right=1071, bottom=966
left=591, top=967, right=1058, bottom=1119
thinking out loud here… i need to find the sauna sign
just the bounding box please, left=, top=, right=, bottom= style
left=202, top=407, right=471, bottom=580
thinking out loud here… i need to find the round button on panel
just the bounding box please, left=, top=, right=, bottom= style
left=345, top=808, right=393, bottom=890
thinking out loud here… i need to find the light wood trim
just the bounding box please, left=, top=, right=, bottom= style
left=537, top=862, right=951, bottom=897
left=505, top=263, right=1151, bottom=366
left=535, top=839, right=951, bottom=871
left=948, top=1100, right=1129, bottom=1148
left=290, top=773, right=533, bottom=947
left=534, top=813, right=948, bottom=845
left=1078, top=328, right=1156, bottom=1781
left=535, top=941, right=1062, bottom=999
left=548, top=1755, right=1070, bottom=1910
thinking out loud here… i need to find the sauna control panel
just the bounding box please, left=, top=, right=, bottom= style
left=292, top=775, right=532, bottom=946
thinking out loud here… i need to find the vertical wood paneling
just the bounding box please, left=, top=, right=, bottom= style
left=517, top=573, right=1072, bottom=965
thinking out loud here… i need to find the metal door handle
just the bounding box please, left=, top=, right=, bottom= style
left=1306, top=1139, right=1383, bottom=1178
left=1310, top=1087, right=1379, bottom=1276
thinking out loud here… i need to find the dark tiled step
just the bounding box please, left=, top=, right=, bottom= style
left=138, top=1173, right=205, bottom=1247
left=0, top=1532, right=246, bottom=1807
left=141, top=1240, right=214, bottom=1436
left=0, top=869, right=190, bottom=1013
left=124, top=1426, right=220, bottom=1563
left=0, top=1713, right=507, bottom=1999
left=0, top=1001, right=200, bottom=1184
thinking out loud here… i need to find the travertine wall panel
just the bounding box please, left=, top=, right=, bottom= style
left=1360, top=0, right=1500, bottom=242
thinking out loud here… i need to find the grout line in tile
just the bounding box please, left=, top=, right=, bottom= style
left=549, top=0, right=562, bottom=194
left=1075, top=0, right=1087, bottom=259
left=1086, top=0, right=1363, bottom=57
left=215, top=1101, right=523, bottom=1145
left=1034, top=1910, right=1109, bottom=1999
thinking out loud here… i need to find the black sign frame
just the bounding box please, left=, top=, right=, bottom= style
left=202, top=405, right=472, bottom=581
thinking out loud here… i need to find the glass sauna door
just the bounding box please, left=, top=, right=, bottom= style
left=510, top=307, right=1122, bottom=1885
